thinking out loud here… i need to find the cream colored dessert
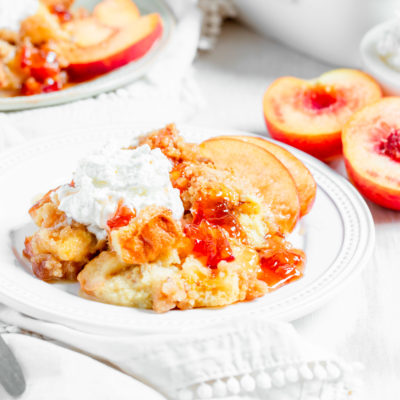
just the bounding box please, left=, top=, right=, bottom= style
left=52, top=144, right=183, bottom=240
left=23, top=124, right=306, bottom=313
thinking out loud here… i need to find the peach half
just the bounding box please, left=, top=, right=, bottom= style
left=343, top=97, right=400, bottom=210
left=60, top=0, right=163, bottom=80
left=224, top=136, right=316, bottom=216
left=199, top=138, right=300, bottom=233
left=263, top=69, right=382, bottom=161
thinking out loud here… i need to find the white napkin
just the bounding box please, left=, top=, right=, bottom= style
left=197, top=0, right=237, bottom=50
left=0, top=330, right=165, bottom=400
left=0, top=307, right=361, bottom=400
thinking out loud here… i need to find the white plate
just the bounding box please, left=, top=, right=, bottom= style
left=0, top=124, right=375, bottom=334
left=0, top=0, right=175, bottom=111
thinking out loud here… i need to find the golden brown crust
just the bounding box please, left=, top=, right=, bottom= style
left=20, top=4, right=69, bottom=44
left=23, top=224, right=103, bottom=281
left=24, top=190, right=104, bottom=281
left=172, top=161, right=255, bottom=211
left=139, top=123, right=207, bottom=166
left=0, top=39, right=22, bottom=91
left=77, top=251, right=129, bottom=297
left=0, top=30, right=18, bottom=44
left=24, top=236, right=84, bottom=281
left=110, top=206, right=183, bottom=265
left=25, top=124, right=306, bottom=312
left=28, top=188, right=66, bottom=227
left=78, top=247, right=267, bottom=313
left=0, top=62, right=22, bottom=91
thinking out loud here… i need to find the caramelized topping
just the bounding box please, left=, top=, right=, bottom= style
left=379, top=129, right=400, bottom=162
left=110, top=206, right=181, bottom=265
left=50, top=4, right=73, bottom=23
left=139, top=124, right=205, bottom=166
left=259, top=237, right=305, bottom=290
left=107, top=201, right=136, bottom=230
left=191, top=196, right=245, bottom=240
left=28, top=187, right=66, bottom=228
left=184, top=220, right=234, bottom=269
left=183, top=188, right=247, bottom=268
left=169, top=163, right=189, bottom=193
left=20, top=43, right=65, bottom=95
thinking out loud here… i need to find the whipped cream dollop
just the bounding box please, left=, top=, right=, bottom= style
left=377, top=17, right=400, bottom=71
left=53, top=144, right=184, bottom=240
left=0, top=0, right=39, bottom=31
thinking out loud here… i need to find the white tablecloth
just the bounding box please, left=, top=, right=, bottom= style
left=0, top=14, right=397, bottom=400
left=190, top=20, right=400, bottom=400
left=0, top=6, right=363, bottom=398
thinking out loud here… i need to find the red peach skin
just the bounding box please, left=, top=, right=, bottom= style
left=66, top=15, right=163, bottom=80
left=58, top=0, right=163, bottom=81
left=200, top=137, right=301, bottom=233
left=342, top=97, right=400, bottom=210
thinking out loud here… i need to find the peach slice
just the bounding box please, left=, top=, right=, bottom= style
left=93, top=0, right=140, bottom=26
left=343, top=97, right=400, bottom=210
left=60, top=0, right=162, bottom=80
left=225, top=136, right=316, bottom=216
left=263, top=69, right=382, bottom=161
left=199, top=138, right=300, bottom=233
left=63, top=18, right=115, bottom=48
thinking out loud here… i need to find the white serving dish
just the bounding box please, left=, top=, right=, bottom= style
left=232, top=0, right=398, bottom=67
left=0, top=0, right=175, bottom=111
left=361, top=19, right=400, bottom=96
left=0, top=123, right=375, bottom=334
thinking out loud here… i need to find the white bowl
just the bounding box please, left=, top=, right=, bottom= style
left=233, top=0, right=397, bottom=67
left=361, top=19, right=400, bottom=95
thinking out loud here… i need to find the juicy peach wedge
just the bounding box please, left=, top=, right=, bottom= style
left=93, top=0, right=140, bottom=26
left=263, top=69, right=382, bottom=161
left=199, top=138, right=300, bottom=233
left=225, top=136, right=316, bottom=216
left=61, top=0, right=163, bottom=80
left=343, top=97, right=400, bottom=210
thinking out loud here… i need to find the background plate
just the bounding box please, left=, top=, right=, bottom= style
left=0, top=124, right=375, bottom=334
left=0, top=0, right=175, bottom=111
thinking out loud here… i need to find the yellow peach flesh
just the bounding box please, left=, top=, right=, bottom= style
left=199, top=138, right=300, bottom=233
left=263, top=69, right=382, bottom=160
left=343, top=97, right=400, bottom=209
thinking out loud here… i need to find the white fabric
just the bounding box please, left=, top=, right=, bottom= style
left=198, top=0, right=237, bottom=50
left=0, top=332, right=165, bottom=400
left=0, top=308, right=360, bottom=400
left=0, top=4, right=361, bottom=400
left=190, top=21, right=400, bottom=400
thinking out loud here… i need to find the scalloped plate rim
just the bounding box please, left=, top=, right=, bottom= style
left=0, top=123, right=375, bottom=333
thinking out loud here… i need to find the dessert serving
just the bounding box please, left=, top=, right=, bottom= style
left=23, top=124, right=316, bottom=313
left=0, top=0, right=162, bottom=96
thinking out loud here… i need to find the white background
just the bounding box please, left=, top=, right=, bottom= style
left=191, top=21, right=400, bottom=399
